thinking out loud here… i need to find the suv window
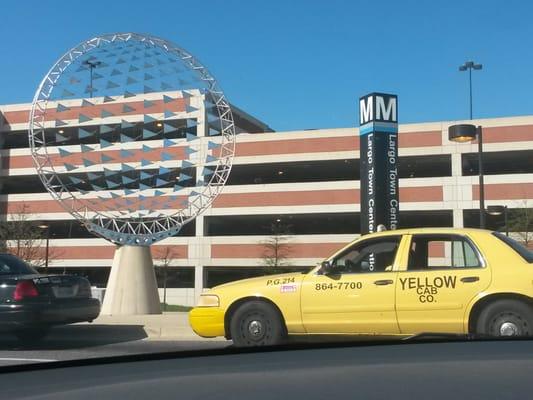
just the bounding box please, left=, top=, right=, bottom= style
left=492, top=232, right=533, bottom=263
left=333, top=236, right=401, bottom=274
left=408, top=235, right=482, bottom=270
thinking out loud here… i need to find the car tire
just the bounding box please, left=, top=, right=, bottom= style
left=230, top=301, right=286, bottom=347
left=14, top=326, right=50, bottom=343
left=476, top=299, right=533, bottom=337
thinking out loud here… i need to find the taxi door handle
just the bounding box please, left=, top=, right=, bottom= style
left=374, top=279, right=394, bottom=286
left=461, top=276, right=479, bottom=283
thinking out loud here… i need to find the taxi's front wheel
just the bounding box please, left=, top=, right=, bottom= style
left=230, top=301, right=286, bottom=347
left=476, top=300, right=533, bottom=337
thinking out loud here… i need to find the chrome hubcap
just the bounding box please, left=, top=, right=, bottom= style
left=500, top=321, right=519, bottom=336
left=248, top=320, right=263, bottom=337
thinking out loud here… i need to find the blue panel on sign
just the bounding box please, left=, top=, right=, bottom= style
left=120, top=134, right=134, bottom=143
left=78, top=114, right=92, bottom=123
left=163, top=123, right=177, bottom=134
left=87, top=172, right=99, bottom=181
left=185, top=147, right=197, bottom=155
left=205, top=155, right=217, bottom=163
left=161, top=152, right=173, bottom=161
left=106, top=81, right=120, bottom=89
left=160, top=82, right=173, bottom=90
left=56, top=133, right=69, bottom=142
left=140, top=171, right=152, bottom=180
left=69, top=176, right=83, bottom=184
left=144, top=85, right=155, bottom=94
left=82, top=158, right=94, bottom=167
left=156, top=178, right=168, bottom=187
left=124, top=189, right=134, bottom=196
left=163, top=138, right=176, bottom=147
left=124, top=91, right=136, bottom=98
left=141, top=159, right=152, bottom=167
left=144, top=114, right=156, bottom=124
left=208, top=141, right=221, bottom=150
left=56, top=103, right=70, bottom=112
left=185, top=105, right=197, bottom=113
left=181, top=160, right=194, bottom=169
left=139, top=183, right=151, bottom=191
left=142, top=144, right=152, bottom=153
left=186, top=119, right=197, bottom=128
left=101, top=154, right=114, bottom=162
left=186, top=133, right=198, bottom=142
left=158, top=166, right=170, bottom=175
left=122, top=176, right=136, bottom=184
left=179, top=173, right=192, bottom=181
left=101, top=109, right=113, bottom=118
left=164, top=110, right=175, bottom=119
left=143, top=99, right=154, bottom=108
left=106, top=180, right=120, bottom=188
left=142, top=128, right=158, bottom=139
left=163, top=95, right=174, bottom=103
left=121, top=119, right=135, bottom=129
left=144, top=73, right=154, bottom=81
left=110, top=69, right=122, bottom=76
left=121, top=163, right=135, bottom=172
left=103, top=168, right=116, bottom=177
left=103, top=95, right=115, bottom=103
left=55, top=119, right=68, bottom=127
left=126, top=76, right=138, bottom=85
left=154, top=190, right=164, bottom=197
left=80, top=144, right=93, bottom=152
left=122, top=104, right=135, bottom=113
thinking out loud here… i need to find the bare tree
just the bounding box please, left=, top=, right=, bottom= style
left=260, top=222, right=292, bottom=274
left=507, top=201, right=533, bottom=247
left=0, top=203, right=54, bottom=269
left=153, top=246, right=178, bottom=311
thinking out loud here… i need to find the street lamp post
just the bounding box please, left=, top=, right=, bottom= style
left=487, top=205, right=509, bottom=236
left=459, top=61, right=482, bottom=120
left=38, top=224, right=50, bottom=273
left=82, top=59, right=101, bottom=98
left=449, top=124, right=486, bottom=229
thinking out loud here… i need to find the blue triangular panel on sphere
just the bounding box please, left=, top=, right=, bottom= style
left=80, top=144, right=93, bottom=152
left=69, top=176, right=83, bottom=185
left=142, top=144, right=152, bottom=153
left=55, top=119, right=68, bottom=127
left=158, top=166, right=170, bottom=175
left=120, top=149, right=134, bottom=158
left=96, top=125, right=111, bottom=135
left=121, top=163, right=135, bottom=172
left=186, top=118, right=197, bottom=128
left=87, top=172, right=99, bottom=181
left=106, top=81, right=120, bottom=89
left=179, top=173, right=192, bottom=181
left=154, top=190, right=165, bottom=197
left=110, top=192, right=121, bottom=199
left=82, top=158, right=94, bottom=167
left=156, top=178, right=168, bottom=187
left=78, top=128, right=93, bottom=139
left=78, top=114, right=92, bottom=123
left=101, top=109, right=113, bottom=118
left=91, top=184, right=105, bottom=191
left=185, top=104, right=198, bottom=113
left=106, top=180, right=120, bottom=189
left=120, top=134, right=134, bottom=143
left=163, top=95, right=174, bottom=103
left=56, top=103, right=70, bottom=112
left=144, top=85, right=155, bottom=94
left=181, top=160, right=194, bottom=169
left=124, top=91, right=136, bottom=98
left=143, top=114, right=156, bottom=124
left=208, top=128, right=220, bottom=136
left=122, top=176, right=136, bottom=185
left=122, top=104, right=135, bottom=113
left=58, top=148, right=71, bottom=157
left=163, top=123, right=177, bottom=134
left=64, top=163, right=77, bottom=171
left=124, top=189, right=135, bottom=196
left=101, top=154, right=114, bottom=162
left=141, top=159, right=152, bottom=166
left=103, top=168, right=116, bottom=177
left=186, top=132, right=198, bottom=142
left=142, top=129, right=158, bottom=139
left=163, top=138, right=176, bottom=147
left=173, top=184, right=183, bottom=192
left=121, top=119, right=135, bottom=129
left=206, top=155, right=217, bottom=163
left=62, top=89, right=75, bottom=97
left=103, top=95, right=115, bottom=103
left=185, top=147, right=197, bottom=155
left=100, top=138, right=113, bottom=148
left=139, top=183, right=151, bottom=191
left=140, top=171, right=152, bottom=180
left=164, top=110, right=176, bottom=119
left=55, top=133, right=69, bottom=142
left=143, top=99, right=154, bottom=109
left=202, top=167, right=214, bottom=177
left=208, top=141, right=221, bottom=150
left=161, top=152, right=173, bottom=161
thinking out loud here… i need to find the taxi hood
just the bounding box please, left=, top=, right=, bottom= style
left=211, top=271, right=306, bottom=291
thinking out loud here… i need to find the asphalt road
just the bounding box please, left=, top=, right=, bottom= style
left=0, top=333, right=231, bottom=366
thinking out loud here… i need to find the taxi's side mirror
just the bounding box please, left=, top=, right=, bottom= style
left=319, top=261, right=333, bottom=275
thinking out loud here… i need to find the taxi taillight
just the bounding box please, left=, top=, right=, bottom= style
left=13, top=280, right=39, bottom=301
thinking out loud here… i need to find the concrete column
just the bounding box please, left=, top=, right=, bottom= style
left=194, top=265, right=204, bottom=303
left=101, top=245, right=161, bottom=315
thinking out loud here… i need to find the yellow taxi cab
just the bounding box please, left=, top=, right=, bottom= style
left=189, top=228, right=533, bottom=346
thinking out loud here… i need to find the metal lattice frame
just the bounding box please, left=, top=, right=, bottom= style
left=29, top=33, right=235, bottom=245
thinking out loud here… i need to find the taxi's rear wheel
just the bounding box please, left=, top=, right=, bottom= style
left=476, top=300, right=533, bottom=337
left=230, top=301, right=285, bottom=347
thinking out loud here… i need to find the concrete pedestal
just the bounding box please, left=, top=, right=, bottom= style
left=101, top=245, right=161, bottom=315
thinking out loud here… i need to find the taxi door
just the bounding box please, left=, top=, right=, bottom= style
left=300, top=235, right=408, bottom=334
left=395, top=233, right=492, bottom=334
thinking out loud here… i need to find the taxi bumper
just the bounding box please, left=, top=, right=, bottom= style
left=188, top=307, right=226, bottom=338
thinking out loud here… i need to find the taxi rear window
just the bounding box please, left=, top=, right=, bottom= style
left=492, top=232, right=533, bottom=263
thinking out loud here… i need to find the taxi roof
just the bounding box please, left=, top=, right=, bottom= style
left=362, top=227, right=492, bottom=238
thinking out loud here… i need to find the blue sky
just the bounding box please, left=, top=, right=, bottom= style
left=1, top=0, right=532, bottom=131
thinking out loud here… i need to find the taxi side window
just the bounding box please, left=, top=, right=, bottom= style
left=408, top=235, right=482, bottom=270
left=333, top=236, right=401, bottom=274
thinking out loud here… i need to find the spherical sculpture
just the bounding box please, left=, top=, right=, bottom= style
left=29, top=33, right=235, bottom=246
